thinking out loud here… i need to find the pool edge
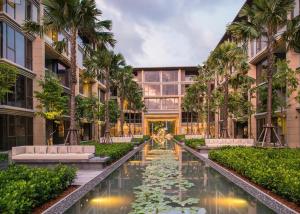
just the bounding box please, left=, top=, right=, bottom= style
left=175, top=141, right=299, bottom=214
left=42, top=142, right=148, bottom=214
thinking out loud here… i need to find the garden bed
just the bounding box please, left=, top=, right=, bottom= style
left=174, top=135, right=205, bottom=149
left=0, top=164, right=76, bottom=213
left=209, top=147, right=300, bottom=206
left=81, top=141, right=135, bottom=162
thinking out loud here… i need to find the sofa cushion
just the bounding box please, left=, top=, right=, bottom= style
left=47, top=146, right=58, bottom=154
left=58, top=146, right=68, bottom=154
left=34, top=146, right=47, bottom=154
left=83, top=146, right=95, bottom=154
left=25, top=146, right=35, bottom=154
left=68, top=146, right=83, bottom=154
left=12, top=153, right=94, bottom=161
left=12, top=146, right=26, bottom=156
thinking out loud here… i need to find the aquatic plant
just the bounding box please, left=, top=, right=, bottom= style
left=130, top=148, right=199, bottom=213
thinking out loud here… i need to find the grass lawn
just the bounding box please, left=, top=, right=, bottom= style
left=0, top=165, right=76, bottom=213
left=209, top=147, right=300, bottom=205
left=81, top=141, right=135, bottom=162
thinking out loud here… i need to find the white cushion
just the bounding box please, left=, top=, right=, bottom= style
left=47, top=146, right=58, bottom=154
left=58, top=146, right=68, bottom=154
left=34, top=146, right=47, bottom=154
left=12, top=153, right=94, bottom=160
left=25, top=146, right=35, bottom=154
left=68, top=146, right=83, bottom=153
left=83, top=146, right=95, bottom=153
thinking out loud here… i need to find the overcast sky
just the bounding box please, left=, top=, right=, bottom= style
left=95, top=0, right=245, bottom=67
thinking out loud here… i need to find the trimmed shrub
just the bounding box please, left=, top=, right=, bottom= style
left=209, top=147, right=300, bottom=205
left=184, top=139, right=205, bottom=149
left=173, top=135, right=185, bottom=141
left=81, top=141, right=134, bottom=162
left=0, top=165, right=76, bottom=213
left=0, top=153, right=8, bottom=162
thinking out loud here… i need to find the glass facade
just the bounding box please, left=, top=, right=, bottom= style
left=125, top=113, right=142, bottom=123
left=144, top=71, right=160, bottom=82
left=1, top=23, right=33, bottom=69
left=162, top=70, right=178, bottom=82
left=162, top=84, right=178, bottom=95
left=1, top=75, right=33, bottom=109
left=3, top=0, right=38, bottom=24
left=0, top=114, right=33, bottom=151
left=162, top=98, right=179, bottom=110
left=144, top=84, right=160, bottom=96
left=145, top=98, right=179, bottom=110
left=45, top=59, right=70, bottom=87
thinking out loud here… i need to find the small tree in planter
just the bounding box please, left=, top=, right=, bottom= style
left=35, top=74, right=69, bottom=144
left=0, top=63, right=18, bottom=101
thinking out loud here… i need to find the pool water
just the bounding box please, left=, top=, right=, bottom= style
left=66, top=141, right=274, bottom=214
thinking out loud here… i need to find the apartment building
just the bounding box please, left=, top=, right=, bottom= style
left=0, top=0, right=106, bottom=151
left=132, top=67, right=200, bottom=135
left=212, top=0, right=300, bottom=147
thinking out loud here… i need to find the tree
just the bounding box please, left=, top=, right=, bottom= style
left=35, top=74, right=69, bottom=122
left=131, top=85, right=144, bottom=135
left=228, top=0, right=295, bottom=144
left=23, top=0, right=115, bottom=144
left=100, top=100, right=120, bottom=128
left=0, top=63, right=18, bottom=101
left=111, top=65, right=134, bottom=136
left=209, top=41, right=249, bottom=138
left=84, top=48, right=125, bottom=142
left=76, top=95, right=102, bottom=140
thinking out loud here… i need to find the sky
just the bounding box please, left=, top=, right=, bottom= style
left=95, top=0, right=245, bottom=67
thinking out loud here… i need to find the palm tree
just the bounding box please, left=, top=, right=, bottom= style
left=84, top=48, right=125, bottom=142
left=209, top=41, right=248, bottom=138
left=23, top=0, right=115, bottom=144
left=228, top=0, right=295, bottom=144
left=112, top=65, right=133, bottom=136
left=131, top=87, right=144, bottom=135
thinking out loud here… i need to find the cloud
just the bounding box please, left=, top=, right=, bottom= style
left=96, top=0, right=245, bottom=67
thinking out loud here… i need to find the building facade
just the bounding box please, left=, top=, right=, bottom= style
left=211, top=0, right=300, bottom=147
left=132, top=67, right=200, bottom=135
left=0, top=0, right=106, bottom=151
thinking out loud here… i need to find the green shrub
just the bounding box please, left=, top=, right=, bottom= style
left=0, top=153, right=8, bottom=162
left=131, top=135, right=150, bottom=145
left=0, top=165, right=76, bottom=213
left=209, top=147, right=300, bottom=205
left=81, top=141, right=134, bottom=162
left=184, top=139, right=205, bottom=149
left=174, top=135, right=185, bottom=141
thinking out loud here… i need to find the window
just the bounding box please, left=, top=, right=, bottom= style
left=125, top=113, right=141, bottom=123
left=77, top=48, right=84, bottom=68
left=162, top=70, right=177, bottom=82
left=0, top=114, right=33, bottom=151
left=4, top=0, right=38, bottom=23
left=1, top=23, right=32, bottom=69
left=144, top=71, right=160, bottom=82
left=1, top=75, right=33, bottom=109
left=161, top=98, right=179, bottom=110
left=144, top=84, right=160, bottom=96
left=145, top=98, right=160, bottom=110
left=162, top=85, right=178, bottom=95
left=99, top=89, right=105, bottom=103
left=181, top=112, right=198, bottom=123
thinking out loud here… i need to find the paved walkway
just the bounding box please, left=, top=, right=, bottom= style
left=73, top=170, right=104, bottom=186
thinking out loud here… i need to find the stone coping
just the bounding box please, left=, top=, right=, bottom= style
left=175, top=140, right=299, bottom=214
left=42, top=141, right=148, bottom=214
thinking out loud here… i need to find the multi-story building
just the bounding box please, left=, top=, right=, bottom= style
left=132, top=67, right=200, bottom=135
left=0, top=0, right=106, bottom=151
left=211, top=0, right=300, bottom=148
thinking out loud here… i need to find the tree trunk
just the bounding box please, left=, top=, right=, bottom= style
left=104, top=67, right=110, bottom=143
left=186, top=111, right=189, bottom=134
left=206, top=83, right=211, bottom=138
left=128, top=110, right=132, bottom=136
left=190, top=112, right=194, bottom=134
left=68, top=29, right=78, bottom=145
left=266, top=34, right=275, bottom=144
left=223, top=75, right=229, bottom=138
left=133, top=111, right=136, bottom=135
left=120, top=97, right=124, bottom=136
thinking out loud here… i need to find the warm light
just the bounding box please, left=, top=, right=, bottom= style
left=208, top=197, right=248, bottom=208
left=90, top=196, right=131, bottom=208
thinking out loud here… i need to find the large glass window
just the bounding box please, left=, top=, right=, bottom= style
left=162, top=85, right=178, bottom=95
left=1, top=23, right=32, bottom=69
left=1, top=75, right=33, bottom=109
left=144, top=84, right=160, bottom=96
left=145, top=99, right=161, bottom=110
left=0, top=114, right=33, bottom=151
left=144, top=71, right=160, bottom=82
left=4, top=0, right=38, bottom=24
left=162, top=70, right=178, bottom=82
left=161, top=98, right=179, bottom=110
left=77, top=48, right=84, bottom=68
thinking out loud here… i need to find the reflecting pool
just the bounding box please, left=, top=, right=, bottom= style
left=66, top=141, right=274, bottom=214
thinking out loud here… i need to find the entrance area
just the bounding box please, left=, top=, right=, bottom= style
left=144, top=114, right=179, bottom=135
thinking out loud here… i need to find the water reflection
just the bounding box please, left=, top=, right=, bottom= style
left=66, top=141, right=273, bottom=214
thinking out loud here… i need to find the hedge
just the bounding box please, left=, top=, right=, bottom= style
left=81, top=141, right=134, bottom=162
left=0, top=165, right=76, bottom=213
left=209, top=147, right=300, bottom=205
left=174, top=135, right=185, bottom=141
left=0, top=153, right=8, bottom=162
left=173, top=135, right=205, bottom=149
